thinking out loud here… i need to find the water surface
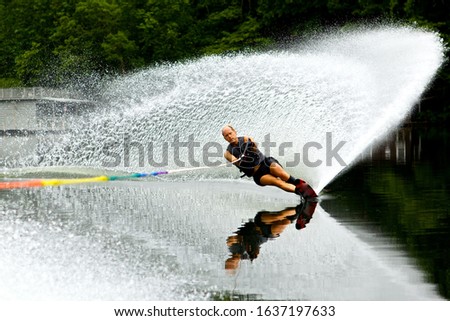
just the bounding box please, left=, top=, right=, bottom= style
left=322, top=127, right=450, bottom=299
left=1, top=127, right=447, bottom=300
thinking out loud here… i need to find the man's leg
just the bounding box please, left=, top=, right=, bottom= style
left=268, top=162, right=291, bottom=182
left=259, top=174, right=295, bottom=193
left=266, top=162, right=317, bottom=198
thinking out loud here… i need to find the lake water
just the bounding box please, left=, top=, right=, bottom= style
left=322, top=126, right=450, bottom=300
left=0, top=127, right=448, bottom=300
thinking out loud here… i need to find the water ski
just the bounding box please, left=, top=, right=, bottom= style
left=290, top=195, right=317, bottom=230
left=295, top=179, right=318, bottom=200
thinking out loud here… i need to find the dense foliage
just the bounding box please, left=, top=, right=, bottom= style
left=0, top=0, right=448, bottom=121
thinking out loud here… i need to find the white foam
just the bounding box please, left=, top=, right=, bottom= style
left=19, top=26, right=443, bottom=194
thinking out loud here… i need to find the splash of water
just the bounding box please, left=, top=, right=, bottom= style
left=32, top=25, right=444, bottom=192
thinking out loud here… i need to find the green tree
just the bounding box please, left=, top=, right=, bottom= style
left=0, top=0, right=59, bottom=83
left=102, top=31, right=143, bottom=71
left=0, top=0, right=448, bottom=116
left=51, top=0, right=123, bottom=68
left=15, top=42, right=47, bottom=86
left=134, top=0, right=204, bottom=62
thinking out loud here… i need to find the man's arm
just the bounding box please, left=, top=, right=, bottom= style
left=243, top=136, right=257, bottom=151
left=224, top=150, right=239, bottom=165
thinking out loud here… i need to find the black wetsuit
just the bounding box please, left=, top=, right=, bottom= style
left=226, top=136, right=280, bottom=186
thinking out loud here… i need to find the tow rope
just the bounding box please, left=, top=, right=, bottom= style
left=0, top=158, right=241, bottom=190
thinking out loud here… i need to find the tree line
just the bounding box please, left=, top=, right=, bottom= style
left=0, top=0, right=448, bottom=122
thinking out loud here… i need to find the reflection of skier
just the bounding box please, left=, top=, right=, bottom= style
left=222, top=125, right=318, bottom=199
left=225, top=201, right=316, bottom=272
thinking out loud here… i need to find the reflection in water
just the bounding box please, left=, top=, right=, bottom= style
left=1, top=128, right=447, bottom=300
left=0, top=180, right=443, bottom=300
left=225, top=199, right=317, bottom=272
left=359, top=127, right=422, bottom=164
left=323, top=127, right=450, bottom=300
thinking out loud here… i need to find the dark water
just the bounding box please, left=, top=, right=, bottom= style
left=321, top=126, right=450, bottom=299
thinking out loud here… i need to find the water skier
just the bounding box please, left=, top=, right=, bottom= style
left=221, top=125, right=317, bottom=198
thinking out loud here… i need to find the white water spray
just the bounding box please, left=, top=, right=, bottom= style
left=33, top=25, right=444, bottom=192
